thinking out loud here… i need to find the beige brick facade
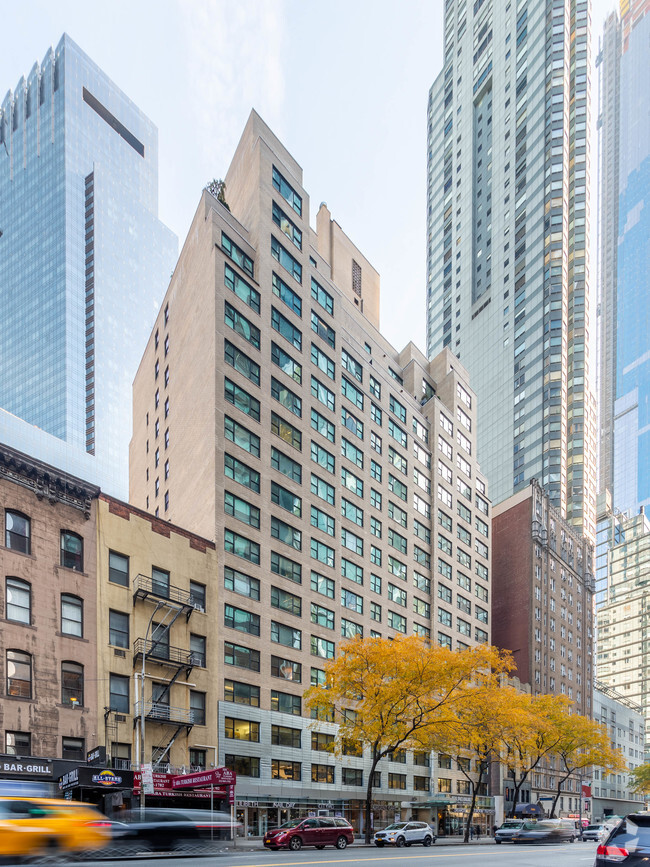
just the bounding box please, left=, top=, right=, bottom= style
left=129, top=111, right=494, bottom=833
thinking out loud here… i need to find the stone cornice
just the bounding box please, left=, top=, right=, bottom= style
left=0, top=444, right=99, bottom=518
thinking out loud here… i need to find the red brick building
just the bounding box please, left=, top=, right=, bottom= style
left=492, top=478, right=594, bottom=716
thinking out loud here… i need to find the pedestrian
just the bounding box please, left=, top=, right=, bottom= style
left=469, top=824, right=474, bottom=840
left=474, top=824, right=480, bottom=838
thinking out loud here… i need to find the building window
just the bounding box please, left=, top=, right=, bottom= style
left=272, top=166, right=302, bottom=216
left=271, top=655, right=302, bottom=682
left=62, top=737, right=85, bottom=761
left=109, top=673, right=129, bottom=712
left=224, top=643, right=260, bottom=672
left=61, top=661, right=84, bottom=706
left=5, top=511, right=30, bottom=554
left=224, top=604, right=260, bottom=636
left=6, top=650, right=31, bottom=698
left=60, top=531, right=84, bottom=572
left=311, top=764, right=334, bottom=784
left=109, top=551, right=129, bottom=587
left=271, top=690, right=301, bottom=715
left=189, top=581, right=206, bottom=611
left=272, top=725, right=301, bottom=748
left=152, top=567, right=170, bottom=598
left=5, top=577, right=30, bottom=624
left=190, top=690, right=206, bottom=725
left=5, top=731, right=30, bottom=756
left=112, top=742, right=132, bottom=770
left=272, top=759, right=302, bottom=780
left=190, top=634, right=206, bottom=667
left=225, top=754, right=260, bottom=777
left=225, top=718, right=260, bottom=741
left=61, top=595, right=83, bottom=637
left=109, top=610, right=129, bottom=648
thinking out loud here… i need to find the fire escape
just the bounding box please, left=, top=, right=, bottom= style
left=132, top=573, right=200, bottom=769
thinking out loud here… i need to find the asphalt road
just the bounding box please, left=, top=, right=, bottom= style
left=84, top=840, right=599, bottom=867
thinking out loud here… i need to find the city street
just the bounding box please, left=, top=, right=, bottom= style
left=87, top=841, right=599, bottom=867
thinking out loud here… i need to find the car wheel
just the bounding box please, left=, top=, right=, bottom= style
left=336, top=836, right=348, bottom=850
left=289, top=836, right=302, bottom=851
left=495, top=839, right=502, bottom=844
left=569, top=835, right=575, bottom=843
left=396, top=836, right=406, bottom=847
left=423, top=836, right=433, bottom=847
left=316, top=845, right=325, bottom=849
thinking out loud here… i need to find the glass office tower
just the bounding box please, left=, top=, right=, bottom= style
left=426, top=0, right=597, bottom=540
left=597, top=1, right=650, bottom=514
left=0, top=34, right=177, bottom=497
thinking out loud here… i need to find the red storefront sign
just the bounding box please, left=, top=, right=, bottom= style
left=171, top=768, right=236, bottom=788
left=133, top=771, right=225, bottom=799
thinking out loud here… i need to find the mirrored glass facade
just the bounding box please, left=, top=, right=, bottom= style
left=0, top=34, right=177, bottom=497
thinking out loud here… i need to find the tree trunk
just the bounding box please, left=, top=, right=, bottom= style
left=550, top=771, right=572, bottom=818
left=507, top=772, right=529, bottom=818
left=364, top=749, right=381, bottom=844
left=464, top=774, right=482, bottom=843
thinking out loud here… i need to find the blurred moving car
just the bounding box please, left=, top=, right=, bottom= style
left=495, top=819, right=526, bottom=843
left=0, top=796, right=110, bottom=861
left=263, top=817, right=353, bottom=850
left=373, top=821, right=436, bottom=847
left=595, top=812, right=650, bottom=865
left=582, top=824, right=606, bottom=842
left=511, top=818, right=578, bottom=843
left=112, top=808, right=240, bottom=851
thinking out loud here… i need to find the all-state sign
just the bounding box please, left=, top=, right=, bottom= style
left=171, top=768, right=236, bottom=788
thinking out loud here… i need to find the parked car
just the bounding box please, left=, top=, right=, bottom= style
left=263, top=817, right=353, bottom=850
left=495, top=819, right=526, bottom=843
left=595, top=812, right=650, bottom=865
left=111, top=808, right=241, bottom=851
left=373, top=821, right=436, bottom=847
left=582, top=824, right=606, bottom=842
left=0, top=796, right=111, bottom=861
left=511, top=818, right=578, bottom=843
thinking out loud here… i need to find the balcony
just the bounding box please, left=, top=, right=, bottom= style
left=132, top=573, right=198, bottom=619
left=133, top=638, right=199, bottom=672
left=135, top=700, right=195, bottom=726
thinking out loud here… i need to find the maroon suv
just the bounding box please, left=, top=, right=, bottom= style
left=263, top=816, right=354, bottom=850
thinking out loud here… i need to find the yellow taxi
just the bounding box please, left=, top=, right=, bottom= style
left=0, top=796, right=111, bottom=860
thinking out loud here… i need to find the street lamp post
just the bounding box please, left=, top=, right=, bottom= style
left=140, top=600, right=166, bottom=815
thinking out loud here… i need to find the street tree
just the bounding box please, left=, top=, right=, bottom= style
left=435, top=682, right=523, bottom=841
left=304, top=635, right=512, bottom=842
left=502, top=692, right=572, bottom=816
left=548, top=712, right=626, bottom=818
left=630, top=763, right=650, bottom=798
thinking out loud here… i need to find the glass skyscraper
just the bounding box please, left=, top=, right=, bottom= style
left=426, top=0, right=597, bottom=540
left=597, top=1, right=650, bottom=515
left=0, top=34, right=177, bottom=497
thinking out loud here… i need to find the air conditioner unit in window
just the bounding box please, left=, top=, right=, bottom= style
left=192, top=603, right=205, bottom=612
left=115, top=714, right=126, bottom=722
left=114, top=649, right=126, bottom=657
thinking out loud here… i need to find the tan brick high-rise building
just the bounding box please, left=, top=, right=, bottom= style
left=130, top=111, right=494, bottom=835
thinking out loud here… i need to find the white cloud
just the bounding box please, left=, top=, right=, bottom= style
left=180, top=0, right=286, bottom=171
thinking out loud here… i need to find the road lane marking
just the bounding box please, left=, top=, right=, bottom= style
left=231, top=846, right=577, bottom=866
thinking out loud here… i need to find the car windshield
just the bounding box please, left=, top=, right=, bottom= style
left=383, top=823, right=407, bottom=831
left=276, top=819, right=306, bottom=830
left=501, top=821, right=522, bottom=828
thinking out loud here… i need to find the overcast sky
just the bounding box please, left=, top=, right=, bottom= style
left=2, top=0, right=615, bottom=354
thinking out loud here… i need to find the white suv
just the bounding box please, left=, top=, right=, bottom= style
left=374, top=821, right=436, bottom=847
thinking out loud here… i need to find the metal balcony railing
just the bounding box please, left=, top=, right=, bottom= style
left=133, top=573, right=199, bottom=609
left=133, top=638, right=199, bottom=669
left=135, top=700, right=195, bottom=725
